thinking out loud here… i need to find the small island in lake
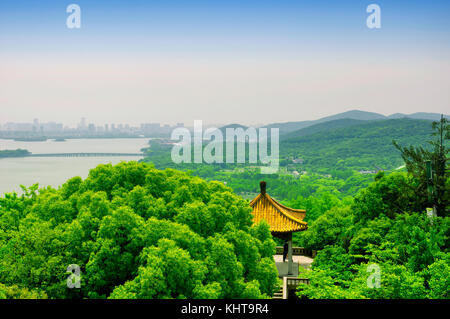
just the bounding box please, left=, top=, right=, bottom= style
left=0, top=149, right=31, bottom=158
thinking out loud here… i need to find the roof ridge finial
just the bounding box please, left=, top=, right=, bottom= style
left=260, top=181, right=266, bottom=194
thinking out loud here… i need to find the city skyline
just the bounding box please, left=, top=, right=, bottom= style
left=1, top=108, right=448, bottom=133
left=0, top=117, right=185, bottom=132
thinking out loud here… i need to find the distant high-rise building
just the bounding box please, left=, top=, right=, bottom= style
left=88, top=123, right=96, bottom=133
left=140, top=123, right=161, bottom=134
left=33, top=119, right=39, bottom=131
left=78, top=117, right=87, bottom=131
left=41, top=122, right=63, bottom=132
left=6, top=122, right=33, bottom=131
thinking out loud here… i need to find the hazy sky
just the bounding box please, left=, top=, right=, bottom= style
left=0, top=0, right=449, bottom=126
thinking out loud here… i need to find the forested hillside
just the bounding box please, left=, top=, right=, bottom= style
left=145, top=118, right=438, bottom=173
left=280, top=119, right=366, bottom=140
left=282, top=118, right=436, bottom=170
left=141, top=118, right=440, bottom=206
left=262, top=110, right=447, bottom=135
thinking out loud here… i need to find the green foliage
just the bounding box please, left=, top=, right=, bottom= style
left=347, top=263, right=427, bottom=299
left=351, top=172, right=420, bottom=221
left=1, top=117, right=449, bottom=300
left=295, top=118, right=448, bottom=299
left=426, top=258, right=450, bottom=299
left=282, top=118, right=434, bottom=171
left=296, top=171, right=449, bottom=299
left=299, top=206, right=353, bottom=251
left=0, top=162, right=277, bottom=299
left=0, top=283, right=47, bottom=299
left=393, top=115, right=449, bottom=217
left=296, top=267, right=362, bottom=299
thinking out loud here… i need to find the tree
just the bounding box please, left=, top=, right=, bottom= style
left=426, top=258, right=450, bottom=299
left=0, top=162, right=278, bottom=299
left=351, top=172, right=420, bottom=221
left=299, top=206, right=353, bottom=251
left=393, top=115, right=449, bottom=217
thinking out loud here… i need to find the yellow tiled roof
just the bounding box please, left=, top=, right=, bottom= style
left=250, top=192, right=307, bottom=233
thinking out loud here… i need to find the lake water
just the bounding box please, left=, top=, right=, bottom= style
left=0, top=138, right=149, bottom=195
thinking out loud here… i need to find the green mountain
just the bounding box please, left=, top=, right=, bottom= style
left=387, top=112, right=449, bottom=121
left=280, top=118, right=437, bottom=171
left=145, top=114, right=446, bottom=174
left=263, top=110, right=384, bottom=135
left=263, top=109, right=448, bottom=135
left=263, top=120, right=315, bottom=135
left=281, top=118, right=367, bottom=140
left=316, top=110, right=386, bottom=122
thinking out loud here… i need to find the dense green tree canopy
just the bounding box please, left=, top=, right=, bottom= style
left=0, top=162, right=278, bottom=299
left=296, top=171, right=449, bottom=299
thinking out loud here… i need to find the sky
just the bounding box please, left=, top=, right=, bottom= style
left=0, top=0, right=449, bottom=127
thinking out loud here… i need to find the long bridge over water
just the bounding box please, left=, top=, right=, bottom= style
left=29, top=153, right=144, bottom=158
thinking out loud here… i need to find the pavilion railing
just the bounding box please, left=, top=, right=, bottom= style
left=275, top=246, right=316, bottom=257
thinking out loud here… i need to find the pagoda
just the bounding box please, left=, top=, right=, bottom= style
left=250, top=181, right=307, bottom=275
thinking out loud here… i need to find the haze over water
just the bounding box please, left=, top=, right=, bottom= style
left=0, top=138, right=148, bottom=194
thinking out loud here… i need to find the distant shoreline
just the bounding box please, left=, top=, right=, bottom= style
left=0, top=149, right=31, bottom=158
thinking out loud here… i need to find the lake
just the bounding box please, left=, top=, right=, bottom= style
left=0, top=138, right=150, bottom=195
